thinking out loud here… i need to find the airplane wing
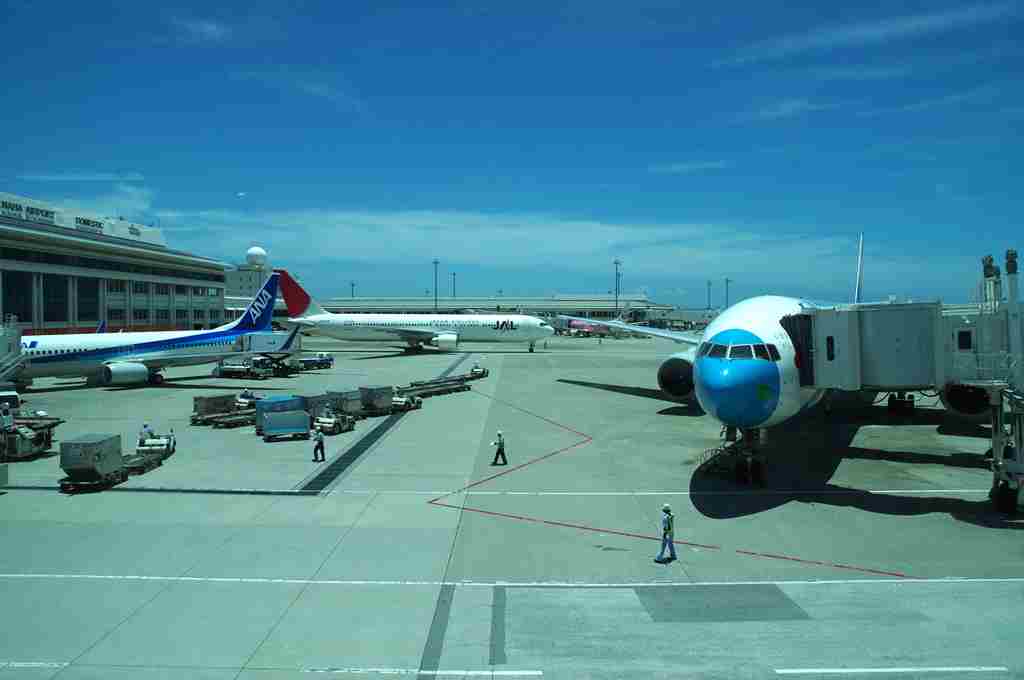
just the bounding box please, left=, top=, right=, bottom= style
left=559, top=315, right=702, bottom=346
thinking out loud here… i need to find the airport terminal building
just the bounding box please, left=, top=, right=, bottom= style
left=0, top=192, right=227, bottom=333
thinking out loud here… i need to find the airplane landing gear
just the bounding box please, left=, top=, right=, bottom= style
left=528, top=342, right=535, bottom=353
left=707, top=426, right=767, bottom=487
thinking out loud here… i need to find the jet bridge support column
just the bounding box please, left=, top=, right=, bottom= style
left=992, top=387, right=1024, bottom=513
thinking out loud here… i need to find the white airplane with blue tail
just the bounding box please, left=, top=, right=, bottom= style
left=15, top=272, right=288, bottom=388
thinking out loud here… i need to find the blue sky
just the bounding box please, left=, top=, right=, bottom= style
left=3, top=1, right=1022, bottom=306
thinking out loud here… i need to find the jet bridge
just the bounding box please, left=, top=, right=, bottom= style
left=801, top=301, right=946, bottom=392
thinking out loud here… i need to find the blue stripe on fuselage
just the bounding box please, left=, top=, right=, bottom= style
left=693, top=328, right=781, bottom=429
left=27, top=327, right=241, bottom=366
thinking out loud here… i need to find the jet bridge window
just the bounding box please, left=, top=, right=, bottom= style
left=753, top=344, right=770, bottom=360
left=826, top=336, right=835, bottom=361
left=707, top=344, right=727, bottom=358
left=957, top=330, right=973, bottom=351
left=728, top=345, right=753, bottom=359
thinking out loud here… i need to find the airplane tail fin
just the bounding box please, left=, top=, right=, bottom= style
left=274, top=269, right=327, bottom=318
left=224, top=271, right=279, bottom=332
left=853, top=232, right=864, bottom=304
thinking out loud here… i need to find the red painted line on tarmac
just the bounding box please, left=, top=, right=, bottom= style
left=434, top=388, right=910, bottom=579
left=428, top=499, right=723, bottom=550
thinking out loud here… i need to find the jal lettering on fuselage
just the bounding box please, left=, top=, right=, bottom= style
left=492, top=320, right=517, bottom=331
left=249, top=288, right=272, bottom=323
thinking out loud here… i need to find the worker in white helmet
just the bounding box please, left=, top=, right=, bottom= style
left=654, top=503, right=677, bottom=564
left=491, top=429, right=507, bottom=466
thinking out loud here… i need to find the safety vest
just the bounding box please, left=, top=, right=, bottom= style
left=663, top=513, right=674, bottom=535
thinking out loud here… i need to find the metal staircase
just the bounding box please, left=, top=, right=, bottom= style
left=0, top=315, right=25, bottom=382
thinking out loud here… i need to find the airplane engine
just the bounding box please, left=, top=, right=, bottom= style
left=657, top=352, right=695, bottom=400
left=940, top=383, right=990, bottom=421
left=100, top=362, right=151, bottom=386
left=431, top=333, right=459, bottom=352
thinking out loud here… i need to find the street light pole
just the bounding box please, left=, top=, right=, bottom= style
left=614, top=258, right=622, bottom=316
left=350, top=281, right=355, bottom=298
left=452, top=271, right=456, bottom=298
left=433, top=259, right=439, bottom=311
left=707, top=280, right=711, bottom=310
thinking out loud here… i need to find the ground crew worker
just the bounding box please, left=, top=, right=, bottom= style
left=240, top=387, right=253, bottom=401
left=1, top=404, right=13, bottom=432
left=312, top=428, right=326, bottom=463
left=654, top=503, right=677, bottom=564
left=138, top=422, right=155, bottom=445
left=491, top=430, right=507, bottom=466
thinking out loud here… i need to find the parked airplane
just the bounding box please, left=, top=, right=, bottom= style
left=15, top=272, right=283, bottom=387
left=564, top=235, right=990, bottom=482
left=275, top=269, right=555, bottom=352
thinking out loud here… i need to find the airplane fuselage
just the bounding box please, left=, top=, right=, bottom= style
left=692, top=295, right=825, bottom=429
left=297, top=313, right=554, bottom=345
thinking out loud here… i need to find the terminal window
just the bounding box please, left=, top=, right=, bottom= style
left=192, top=287, right=205, bottom=296
left=193, top=309, right=206, bottom=319
left=156, top=309, right=170, bottom=321
left=108, top=279, right=126, bottom=293
left=43, top=273, right=69, bottom=322
left=133, top=281, right=149, bottom=294
left=176, top=309, right=188, bottom=320
left=154, top=283, right=170, bottom=295
left=133, top=309, right=149, bottom=321
left=175, top=285, right=188, bottom=295
left=2, top=270, right=32, bottom=323
left=108, top=308, right=125, bottom=321
left=78, top=278, right=99, bottom=322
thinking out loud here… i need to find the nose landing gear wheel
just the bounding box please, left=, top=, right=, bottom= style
left=994, top=482, right=1019, bottom=514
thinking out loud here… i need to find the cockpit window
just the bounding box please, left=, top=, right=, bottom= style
left=753, top=344, right=770, bottom=360
left=728, top=345, right=753, bottom=359
left=767, top=344, right=781, bottom=361
left=697, top=342, right=710, bottom=357
left=707, top=343, right=727, bottom=358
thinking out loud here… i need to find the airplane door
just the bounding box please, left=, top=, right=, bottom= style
left=781, top=314, right=815, bottom=387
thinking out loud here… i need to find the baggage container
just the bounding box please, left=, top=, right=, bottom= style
left=360, top=385, right=393, bottom=411
left=263, top=410, right=312, bottom=442
left=255, top=396, right=306, bottom=434
left=329, top=390, right=364, bottom=416
left=60, top=434, right=124, bottom=483
left=192, top=394, right=237, bottom=417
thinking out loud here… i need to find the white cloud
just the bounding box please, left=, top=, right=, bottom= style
left=736, top=98, right=834, bottom=122
left=47, top=183, right=156, bottom=221
left=17, top=171, right=145, bottom=182
left=169, top=17, right=232, bottom=44
left=805, top=65, right=913, bottom=80
left=649, top=161, right=731, bottom=174
left=236, top=192, right=247, bottom=198
left=236, top=69, right=366, bottom=113
left=718, top=3, right=1014, bottom=66
left=857, top=85, right=999, bottom=117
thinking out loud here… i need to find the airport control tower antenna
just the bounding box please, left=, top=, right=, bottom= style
left=452, top=271, right=456, bottom=298
left=614, top=258, right=622, bottom=315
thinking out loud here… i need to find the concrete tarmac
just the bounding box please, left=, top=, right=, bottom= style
left=1, top=336, right=1021, bottom=679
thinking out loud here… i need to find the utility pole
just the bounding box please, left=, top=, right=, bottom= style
left=614, top=258, right=622, bottom=316
left=350, top=281, right=355, bottom=298
left=432, top=258, right=439, bottom=311
left=707, top=280, right=712, bottom=310
left=725, top=277, right=732, bottom=309
left=451, top=271, right=456, bottom=298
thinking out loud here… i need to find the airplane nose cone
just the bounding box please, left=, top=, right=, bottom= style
left=545, top=325, right=555, bottom=336
left=694, top=357, right=780, bottom=429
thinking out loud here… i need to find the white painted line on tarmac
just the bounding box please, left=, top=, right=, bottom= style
left=467, top=489, right=992, bottom=496
left=302, top=669, right=542, bottom=676
left=776, top=668, right=1008, bottom=675
left=0, top=661, right=69, bottom=669
left=2, top=573, right=1023, bottom=587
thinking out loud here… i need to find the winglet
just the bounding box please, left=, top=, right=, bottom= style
left=274, top=269, right=326, bottom=318
left=853, top=232, right=864, bottom=304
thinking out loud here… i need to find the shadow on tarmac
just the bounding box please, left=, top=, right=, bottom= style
left=557, top=378, right=685, bottom=404
left=689, top=408, right=1022, bottom=530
